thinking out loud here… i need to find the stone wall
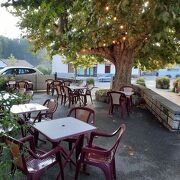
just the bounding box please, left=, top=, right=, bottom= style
left=136, top=85, right=180, bottom=131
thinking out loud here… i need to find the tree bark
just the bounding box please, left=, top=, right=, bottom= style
left=80, top=40, right=144, bottom=90
left=112, top=48, right=134, bottom=90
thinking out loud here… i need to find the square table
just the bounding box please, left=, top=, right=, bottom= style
left=32, top=117, right=96, bottom=167
left=10, top=103, right=48, bottom=137
left=10, top=103, right=48, bottom=115
left=33, top=117, right=96, bottom=143
left=68, top=86, right=87, bottom=106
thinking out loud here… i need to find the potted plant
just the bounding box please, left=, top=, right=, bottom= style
left=156, top=77, right=170, bottom=89
left=86, top=78, right=95, bottom=85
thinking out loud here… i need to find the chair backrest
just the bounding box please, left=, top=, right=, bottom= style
left=45, top=79, right=54, bottom=84
left=6, top=80, right=16, bottom=90
left=52, top=80, right=63, bottom=87
left=108, top=124, right=126, bottom=157
left=18, top=88, right=26, bottom=94
left=43, top=99, right=58, bottom=119
left=68, top=107, right=95, bottom=124
left=17, top=81, right=29, bottom=90
left=120, top=85, right=134, bottom=92
left=63, top=81, right=71, bottom=86
left=56, top=85, right=64, bottom=95
left=107, top=91, right=126, bottom=105
left=62, top=86, right=72, bottom=96
left=4, top=136, right=28, bottom=172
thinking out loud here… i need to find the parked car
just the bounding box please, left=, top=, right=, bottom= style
left=157, top=68, right=180, bottom=78
left=0, top=66, right=43, bottom=76
left=98, top=74, right=114, bottom=82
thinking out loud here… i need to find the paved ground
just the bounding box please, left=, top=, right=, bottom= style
left=30, top=92, right=180, bottom=180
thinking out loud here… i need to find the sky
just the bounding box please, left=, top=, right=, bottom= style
left=0, top=1, right=21, bottom=39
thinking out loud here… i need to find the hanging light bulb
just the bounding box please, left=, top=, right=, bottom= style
left=105, top=6, right=109, bottom=11
left=112, top=40, right=116, bottom=44
left=120, top=25, right=124, bottom=29
left=113, top=17, right=117, bottom=21
left=122, top=36, right=126, bottom=40
left=103, top=43, right=106, bottom=46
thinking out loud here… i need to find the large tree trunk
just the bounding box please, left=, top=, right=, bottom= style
left=112, top=48, right=134, bottom=90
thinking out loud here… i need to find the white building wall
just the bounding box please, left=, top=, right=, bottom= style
left=52, top=55, right=140, bottom=77
left=97, top=64, right=105, bottom=74
left=52, top=55, right=68, bottom=74
left=111, top=64, right=115, bottom=74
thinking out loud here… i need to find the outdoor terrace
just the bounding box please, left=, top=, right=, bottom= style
left=28, top=92, right=180, bottom=180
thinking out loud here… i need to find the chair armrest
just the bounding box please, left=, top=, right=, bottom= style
left=19, top=135, right=36, bottom=152
left=19, top=135, right=34, bottom=143
left=28, top=146, right=64, bottom=160
left=89, top=130, right=115, bottom=146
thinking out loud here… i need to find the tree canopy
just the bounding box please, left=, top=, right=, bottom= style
left=2, top=0, right=179, bottom=71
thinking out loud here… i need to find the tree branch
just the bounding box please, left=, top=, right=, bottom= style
left=130, top=32, right=149, bottom=50
left=79, top=46, right=115, bottom=63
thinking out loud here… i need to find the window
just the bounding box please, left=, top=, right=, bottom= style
left=68, top=63, right=74, bottom=73
left=105, top=65, right=111, bottom=73
left=2, top=68, right=16, bottom=75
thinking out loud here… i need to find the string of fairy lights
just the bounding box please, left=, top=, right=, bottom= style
left=60, top=4, right=128, bottom=52
left=101, top=5, right=127, bottom=47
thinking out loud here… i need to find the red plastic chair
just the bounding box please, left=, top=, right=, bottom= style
left=50, top=80, right=63, bottom=96
left=4, top=135, right=64, bottom=180
left=107, top=91, right=127, bottom=117
left=56, top=85, right=65, bottom=105
left=75, top=124, right=126, bottom=180
left=63, top=107, right=95, bottom=159
left=62, top=86, right=79, bottom=108
left=17, top=81, right=29, bottom=91
left=28, top=99, right=58, bottom=145
left=45, top=79, right=54, bottom=94
left=120, top=85, right=135, bottom=112
left=6, top=80, right=17, bottom=92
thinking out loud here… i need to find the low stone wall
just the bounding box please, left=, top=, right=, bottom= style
left=136, top=85, right=180, bottom=131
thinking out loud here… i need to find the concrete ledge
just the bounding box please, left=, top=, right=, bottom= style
left=135, top=85, right=180, bottom=131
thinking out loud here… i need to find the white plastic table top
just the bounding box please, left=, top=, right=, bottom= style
left=119, top=91, right=134, bottom=97
left=32, top=117, right=96, bottom=142
left=10, top=103, right=48, bottom=114
left=68, top=85, right=87, bottom=91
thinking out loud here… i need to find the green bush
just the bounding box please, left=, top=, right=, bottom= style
left=0, top=76, right=8, bottom=90
left=86, top=78, right=95, bottom=85
left=173, top=77, right=180, bottom=93
left=136, top=77, right=146, bottom=86
left=156, top=77, right=170, bottom=89
left=95, top=89, right=111, bottom=103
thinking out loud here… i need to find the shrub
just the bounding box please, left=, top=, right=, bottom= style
left=156, top=77, right=170, bottom=89
left=136, top=77, right=146, bottom=86
left=173, top=77, right=180, bottom=93
left=95, top=89, right=111, bottom=103
left=0, top=76, right=7, bottom=90
left=86, top=78, right=95, bottom=85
